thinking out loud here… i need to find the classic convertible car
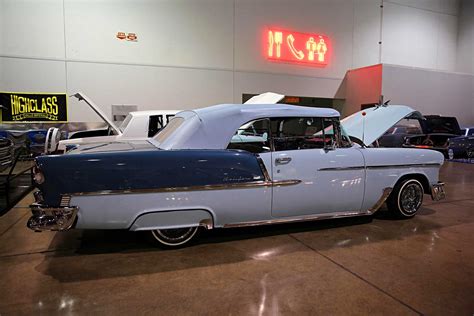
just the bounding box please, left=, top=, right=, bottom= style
left=28, top=103, right=446, bottom=247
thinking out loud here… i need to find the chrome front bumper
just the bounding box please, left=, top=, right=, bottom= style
left=431, top=182, right=446, bottom=201
left=27, top=203, right=78, bottom=232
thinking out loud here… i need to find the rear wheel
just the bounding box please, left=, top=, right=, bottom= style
left=448, top=148, right=454, bottom=160
left=387, top=179, right=424, bottom=218
left=467, top=147, right=474, bottom=160
left=151, top=227, right=199, bottom=248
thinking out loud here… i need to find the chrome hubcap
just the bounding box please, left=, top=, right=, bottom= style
left=152, top=227, right=197, bottom=245
left=448, top=149, right=454, bottom=160
left=400, top=183, right=423, bottom=214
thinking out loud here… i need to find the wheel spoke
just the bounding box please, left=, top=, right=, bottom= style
left=152, top=227, right=198, bottom=247
left=400, top=182, right=423, bottom=214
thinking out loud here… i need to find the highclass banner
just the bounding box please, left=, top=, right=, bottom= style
left=0, top=92, right=68, bottom=123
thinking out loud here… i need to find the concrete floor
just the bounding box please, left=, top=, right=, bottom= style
left=0, top=161, right=473, bottom=315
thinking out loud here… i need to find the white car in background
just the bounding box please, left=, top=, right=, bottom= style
left=45, top=92, right=179, bottom=153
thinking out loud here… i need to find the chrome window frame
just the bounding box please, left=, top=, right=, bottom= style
left=227, top=116, right=350, bottom=153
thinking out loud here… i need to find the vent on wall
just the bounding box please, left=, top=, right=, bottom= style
left=112, top=104, right=138, bottom=123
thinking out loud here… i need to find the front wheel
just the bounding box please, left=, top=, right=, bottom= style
left=151, top=226, right=199, bottom=248
left=387, top=179, right=424, bottom=218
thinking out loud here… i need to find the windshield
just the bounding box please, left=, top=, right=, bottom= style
left=119, top=114, right=132, bottom=133
left=153, top=117, right=184, bottom=143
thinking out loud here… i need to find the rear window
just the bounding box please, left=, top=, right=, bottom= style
left=153, top=117, right=184, bottom=143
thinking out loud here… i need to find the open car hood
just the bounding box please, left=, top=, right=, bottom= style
left=341, top=105, right=423, bottom=146
left=71, top=92, right=122, bottom=136
left=244, top=92, right=285, bottom=104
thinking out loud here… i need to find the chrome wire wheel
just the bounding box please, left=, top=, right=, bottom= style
left=448, top=148, right=454, bottom=160
left=398, top=180, right=423, bottom=216
left=151, top=227, right=199, bottom=247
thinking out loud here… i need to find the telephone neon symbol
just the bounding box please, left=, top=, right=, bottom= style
left=287, top=34, right=304, bottom=60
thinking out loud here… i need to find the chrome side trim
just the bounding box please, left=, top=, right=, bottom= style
left=366, top=163, right=441, bottom=169
left=318, top=166, right=365, bottom=171
left=72, top=181, right=272, bottom=196
left=367, top=187, right=392, bottom=214
left=223, top=186, right=393, bottom=228
left=69, top=179, right=301, bottom=197
left=319, top=163, right=441, bottom=171
left=272, top=179, right=302, bottom=186
left=224, top=210, right=372, bottom=228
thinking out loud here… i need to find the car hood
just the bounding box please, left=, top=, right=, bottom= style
left=66, top=140, right=156, bottom=154
left=341, top=105, right=423, bottom=146
left=421, top=115, right=462, bottom=135
left=71, top=92, right=122, bottom=136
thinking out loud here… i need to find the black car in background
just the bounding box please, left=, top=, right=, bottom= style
left=401, top=115, right=463, bottom=157
left=447, top=127, right=474, bottom=159
left=378, top=124, right=422, bottom=147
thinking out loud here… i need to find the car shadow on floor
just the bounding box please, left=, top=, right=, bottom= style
left=34, top=204, right=451, bottom=283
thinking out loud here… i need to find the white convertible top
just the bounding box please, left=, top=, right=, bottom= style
left=128, top=110, right=180, bottom=117
left=155, top=103, right=339, bottom=150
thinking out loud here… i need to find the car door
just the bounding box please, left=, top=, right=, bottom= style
left=270, top=117, right=366, bottom=217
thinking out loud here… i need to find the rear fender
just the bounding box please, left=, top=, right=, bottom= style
left=129, top=209, right=214, bottom=231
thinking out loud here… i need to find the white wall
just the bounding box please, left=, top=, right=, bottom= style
left=382, top=64, right=474, bottom=126
left=456, top=0, right=474, bottom=74
left=381, top=0, right=459, bottom=71
left=0, top=0, right=469, bottom=123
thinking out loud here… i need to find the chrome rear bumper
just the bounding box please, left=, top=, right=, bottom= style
left=27, top=203, right=78, bottom=232
left=431, top=182, right=446, bottom=201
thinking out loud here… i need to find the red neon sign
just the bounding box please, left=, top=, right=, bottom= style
left=266, top=29, right=330, bottom=67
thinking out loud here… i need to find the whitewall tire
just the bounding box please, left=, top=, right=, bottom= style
left=387, top=179, right=424, bottom=218
left=448, top=149, right=454, bottom=160
left=151, top=227, right=199, bottom=248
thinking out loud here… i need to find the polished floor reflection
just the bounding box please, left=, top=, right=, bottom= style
left=0, top=161, right=473, bottom=314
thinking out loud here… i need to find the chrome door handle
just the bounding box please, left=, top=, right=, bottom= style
left=275, top=157, right=292, bottom=165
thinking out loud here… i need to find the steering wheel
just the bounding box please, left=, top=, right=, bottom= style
left=422, top=138, right=434, bottom=146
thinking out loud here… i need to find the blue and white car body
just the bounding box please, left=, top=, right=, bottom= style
left=28, top=102, right=446, bottom=247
